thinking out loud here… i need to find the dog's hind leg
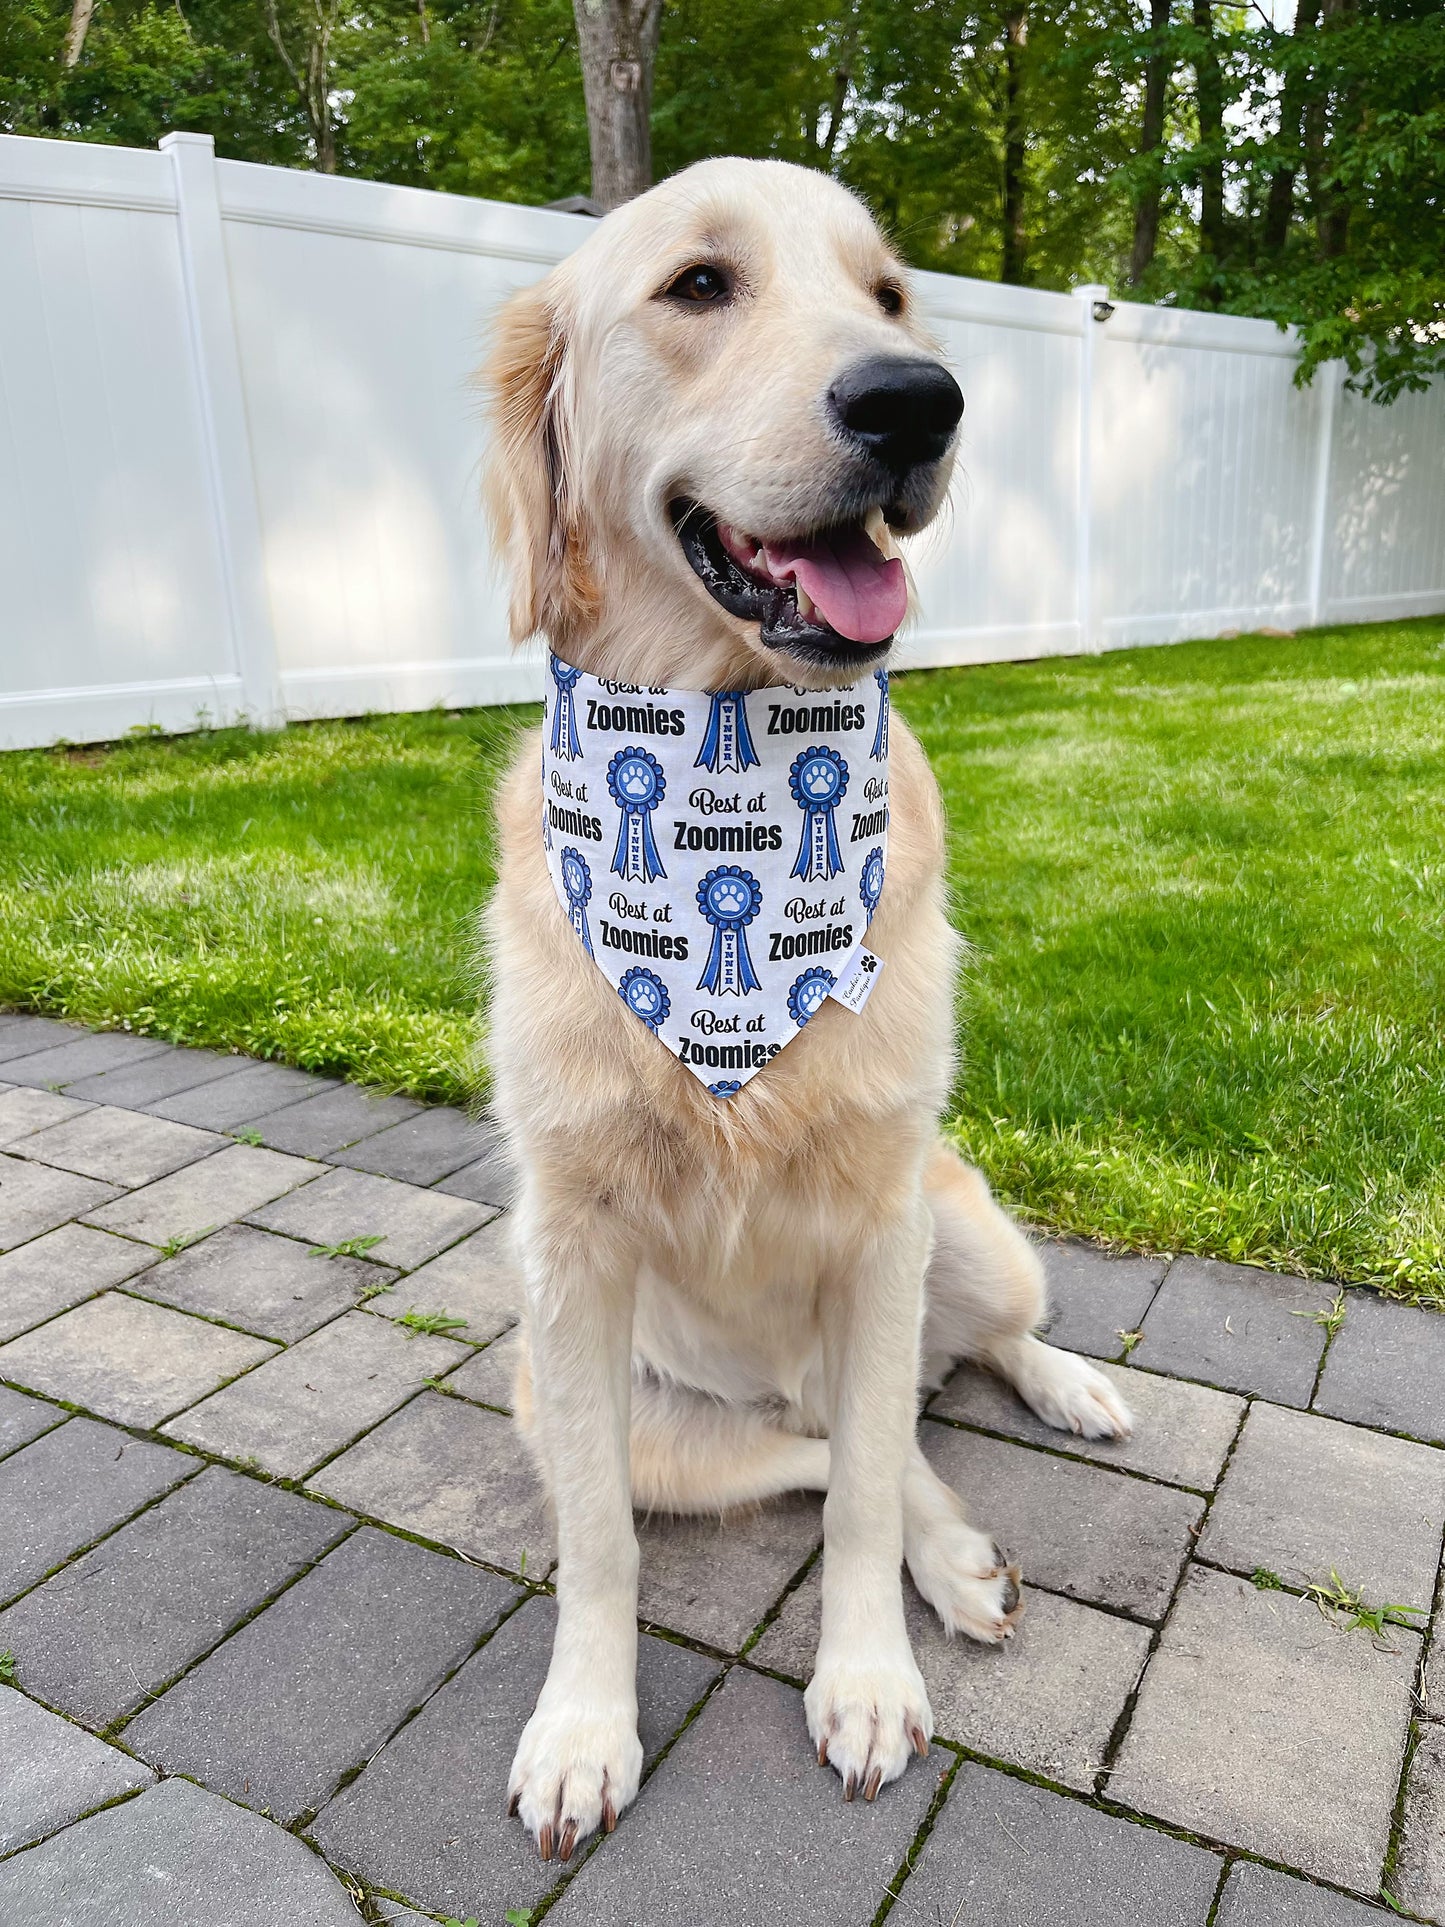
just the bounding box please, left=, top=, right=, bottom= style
left=922, top=1142, right=1133, bottom=1441
left=629, top=1375, right=829, bottom=1513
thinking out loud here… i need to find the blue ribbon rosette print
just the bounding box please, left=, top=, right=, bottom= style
left=789, top=745, right=849, bottom=882
left=871, top=669, right=890, bottom=762
left=549, top=655, right=583, bottom=761
left=617, top=965, right=671, bottom=1032
left=695, top=691, right=760, bottom=775
left=607, top=745, right=668, bottom=884
left=860, top=845, right=885, bottom=920
left=696, top=866, right=763, bottom=996
left=559, top=847, right=594, bottom=956
left=787, top=966, right=836, bottom=1027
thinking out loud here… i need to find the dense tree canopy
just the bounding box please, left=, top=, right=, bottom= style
left=2, top=0, right=1439, bottom=398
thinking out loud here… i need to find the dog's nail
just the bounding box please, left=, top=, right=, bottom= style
left=558, top=1820, right=578, bottom=1861
left=507, top=1789, right=521, bottom=1818
left=843, top=1772, right=857, bottom=1802
left=863, top=1766, right=883, bottom=1802
left=911, top=1724, right=929, bottom=1756
left=602, top=1795, right=618, bottom=1833
left=817, top=1738, right=829, bottom=1766
left=537, top=1824, right=554, bottom=1861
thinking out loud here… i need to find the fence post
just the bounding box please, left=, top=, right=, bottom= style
left=161, top=132, right=282, bottom=727
left=1306, top=357, right=1342, bottom=630
left=1073, top=284, right=1110, bottom=654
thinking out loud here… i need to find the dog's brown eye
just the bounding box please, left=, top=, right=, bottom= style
left=876, top=283, right=905, bottom=316
left=664, top=264, right=732, bottom=305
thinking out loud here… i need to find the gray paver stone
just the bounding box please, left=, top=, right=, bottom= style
left=250, top=1083, right=422, bottom=1158
left=547, top=1664, right=939, bottom=1927
left=931, top=1355, right=1243, bottom=1490
left=430, top=1127, right=515, bottom=1208
left=0, top=1155, right=118, bottom=1253
left=149, top=1061, right=339, bottom=1130
left=754, top=1569, right=1149, bottom=1791
left=1396, top=1721, right=1445, bottom=1923
left=1037, top=1241, right=1170, bottom=1360
left=1136, top=1256, right=1333, bottom=1404
left=920, top=1420, right=1202, bottom=1619
left=0, top=1016, right=88, bottom=1063
left=83, top=1142, right=321, bottom=1247
left=12, top=1106, right=224, bottom=1187
left=0, top=1290, right=277, bottom=1428
left=0, top=1415, right=197, bottom=1603
left=0, top=1087, right=94, bottom=1146
left=1109, top=1563, right=1418, bottom=1889
left=637, top=1492, right=820, bottom=1651
left=0, top=1775, right=365, bottom=1925
left=129, top=1221, right=397, bottom=1341
left=1199, top=1400, right=1445, bottom=1606
left=0, top=1383, right=64, bottom=1458
left=0, top=1687, right=155, bottom=1853
left=373, top=1216, right=515, bottom=1341
left=124, top=1526, right=519, bottom=1822
left=1315, top=1292, right=1445, bottom=1446
left=0, top=1465, right=348, bottom=1728
left=329, top=1106, right=481, bottom=1184
left=247, top=1166, right=489, bottom=1272
left=311, top=1593, right=719, bottom=1921
left=888, top=1759, right=1220, bottom=1927
left=1216, top=1861, right=1399, bottom=1925
left=164, top=1310, right=467, bottom=1478
left=0, top=1031, right=171, bottom=1089
left=446, top=1329, right=518, bottom=1409
left=62, top=1045, right=241, bottom=1109
left=308, top=1390, right=553, bottom=1572
left=0, top=1222, right=159, bottom=1341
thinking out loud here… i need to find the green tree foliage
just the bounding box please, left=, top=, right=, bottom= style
left=1, top=1, right=1437, bottom=399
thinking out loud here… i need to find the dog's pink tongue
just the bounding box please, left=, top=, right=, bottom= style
left=762, top=525, right=906, bottom=645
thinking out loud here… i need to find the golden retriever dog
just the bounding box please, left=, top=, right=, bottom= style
left=480, top=156, right=1132, bottom=1861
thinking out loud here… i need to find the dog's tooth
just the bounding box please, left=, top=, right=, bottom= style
left=865, top=505, right=886, bottom=542
left=795, top=583, right=815, bottom=621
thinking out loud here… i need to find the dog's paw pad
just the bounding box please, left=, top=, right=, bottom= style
left=908, top=1520, right=1026, bottom=1644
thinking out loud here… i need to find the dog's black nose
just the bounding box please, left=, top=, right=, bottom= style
left=828, top=357, right=964, bottom=471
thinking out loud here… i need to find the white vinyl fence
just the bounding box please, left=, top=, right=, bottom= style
left=2, top=131, right=1443, bottom=750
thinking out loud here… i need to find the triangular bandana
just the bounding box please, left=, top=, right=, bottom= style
left=542, top=653, right=890, bottom=1096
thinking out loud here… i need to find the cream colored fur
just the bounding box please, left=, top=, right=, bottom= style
left=479, top=157, right=1132, bottom=1862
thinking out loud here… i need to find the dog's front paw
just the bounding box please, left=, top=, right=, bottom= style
left=907, top=1518, right=1024, bottom=1644
left=804, top=1652, right=932, bottom=1801
left=1014, top=1341, right=1134, bottom=1440
left=507, top=1692, right=643, bottom=1861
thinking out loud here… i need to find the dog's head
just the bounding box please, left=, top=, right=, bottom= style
left=483, top=157, right=962, bottom=690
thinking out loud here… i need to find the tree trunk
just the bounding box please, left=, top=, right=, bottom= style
left=1129, top=0, right=1173, bottom=286
left=572, top=0, right=664, bottom=210
left=63, top=0, right=97, bottom=66
left=1305, top=0, right=1355, bottom=260
left=1262, top=0, right=1319, bottom=256
left=264, top=1, right=341, bottom=175
left=1191, top=0, right=1226, bottom=280
left=1000, top=5, right=1028, bottom=284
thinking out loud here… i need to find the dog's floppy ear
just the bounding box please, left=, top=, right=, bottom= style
left=482, top=279, right=597, bottom=644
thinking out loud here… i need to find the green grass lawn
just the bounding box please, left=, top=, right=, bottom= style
left=3, top=617, right=1443, bottom=1302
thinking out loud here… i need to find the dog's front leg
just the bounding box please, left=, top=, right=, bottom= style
left=507, top=1206, right=641, bottom=1860
left=807, top=1201, right=934, bottom=1798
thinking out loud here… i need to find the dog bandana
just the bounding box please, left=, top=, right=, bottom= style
left=541, top=653, right=890, bottom=1095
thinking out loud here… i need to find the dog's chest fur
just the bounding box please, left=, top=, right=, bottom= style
left=485, top=710, right=959, bottom=1313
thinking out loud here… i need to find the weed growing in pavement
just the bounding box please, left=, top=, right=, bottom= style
left=397, top=1308, right=469, bottom=1338
left=157, top=1227, right=214, bottom=1259
left=309, top=1234, right=386, bottom=1260
left=1306, top=1570, right=1426, bottom=1641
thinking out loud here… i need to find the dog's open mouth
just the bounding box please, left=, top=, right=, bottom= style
left=671, top=500, right=906, bottom=665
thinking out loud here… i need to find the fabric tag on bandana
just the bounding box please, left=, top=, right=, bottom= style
left=829, top=945, right=884, bottom=1015
left=541, top=652, right=890, bottom=1096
